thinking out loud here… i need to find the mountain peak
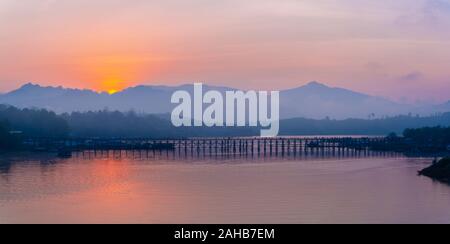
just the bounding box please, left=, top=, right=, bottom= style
left=305, top=81, right=328, bottom=88
left=20, top=83, right=42, bottom=90
left=0, top=81, right=428, bottom=119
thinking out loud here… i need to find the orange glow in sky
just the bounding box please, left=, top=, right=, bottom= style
left=102, top=80, right=122, bottom=94
left=1, top=0, right=450, bottom=102
left=85, top=65, right=131, bottom=94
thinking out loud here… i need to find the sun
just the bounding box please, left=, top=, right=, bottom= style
left=107, top=89, right=119, bottom=95
left=100, top=78, right=125, bottom=95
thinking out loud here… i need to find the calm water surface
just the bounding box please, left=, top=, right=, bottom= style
left=0, top=151, right=449, bottom=224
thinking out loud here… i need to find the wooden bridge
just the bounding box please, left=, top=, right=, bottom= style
left=24, top=137, right=392, bottom=156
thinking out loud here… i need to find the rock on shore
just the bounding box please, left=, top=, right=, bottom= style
left=419, top=158, right=450, bottom=183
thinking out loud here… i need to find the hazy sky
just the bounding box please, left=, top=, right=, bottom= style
left=1, top=0, right=449, bottom=103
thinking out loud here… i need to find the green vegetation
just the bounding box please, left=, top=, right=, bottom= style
left=0, top=105, right=69, bottom=138
left=404, top=127, right=450, bottom=147
left=62, top=110, right=255, bottom=138
left=0, top=105, right=255, bottom=142
left=280, top=113, right=450, bottom=135
left=0, top=105, right=69, bottom=150
left=63, top=110, right=174, bottom=138
left=1, top=104, right=450, bottom=152
left=0, top=120, right=14, bottom=150
left=368, top=126, right=450, bottom=153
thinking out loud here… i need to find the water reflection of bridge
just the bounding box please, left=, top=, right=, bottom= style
left=27, top=137, right=401, bottom=158
left=72, top=147, right=402, bottom=161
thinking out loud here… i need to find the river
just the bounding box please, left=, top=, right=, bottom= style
left=0, top=151, right=449, bottom=224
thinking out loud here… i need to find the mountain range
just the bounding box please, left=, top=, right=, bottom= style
left=0, top=81, right=448, bottom=120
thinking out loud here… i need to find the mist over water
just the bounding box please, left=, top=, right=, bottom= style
left=1, top=151, right=449, bottom=224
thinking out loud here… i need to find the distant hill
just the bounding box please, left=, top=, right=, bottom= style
left=0, top=83, right=111, bottom=113
left=436, top=100, right=450, bottom=112
left=0, top=81, right=446, bottom=119
left=280, top=113, right=450, bottom=135
left=279, top=81, right=411, bottom=119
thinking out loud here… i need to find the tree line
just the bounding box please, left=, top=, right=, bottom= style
left=61, top=110, right=256, bottom=138
left=1, top=104, right=450, bottom=151
left=0, top=120, right=21, bottom=149
left=0, top=105, right=69, bottom=138
left=404, top=127, right=450, bottom=146
left=280, top=113, right=450, bottom=135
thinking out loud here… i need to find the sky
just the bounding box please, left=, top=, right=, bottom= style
left=0, top=0, right=450, bottom=103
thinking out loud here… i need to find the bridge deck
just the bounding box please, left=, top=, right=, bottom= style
left=24, top=137, right=392, bottom=155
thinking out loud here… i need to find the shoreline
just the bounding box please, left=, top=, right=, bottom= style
left=419, top=158, right=450, bottom=183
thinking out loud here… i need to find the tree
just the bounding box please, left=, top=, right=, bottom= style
left=0, top=105, right=69, bottom=138
left=0, top=120, right=21, bottom=150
